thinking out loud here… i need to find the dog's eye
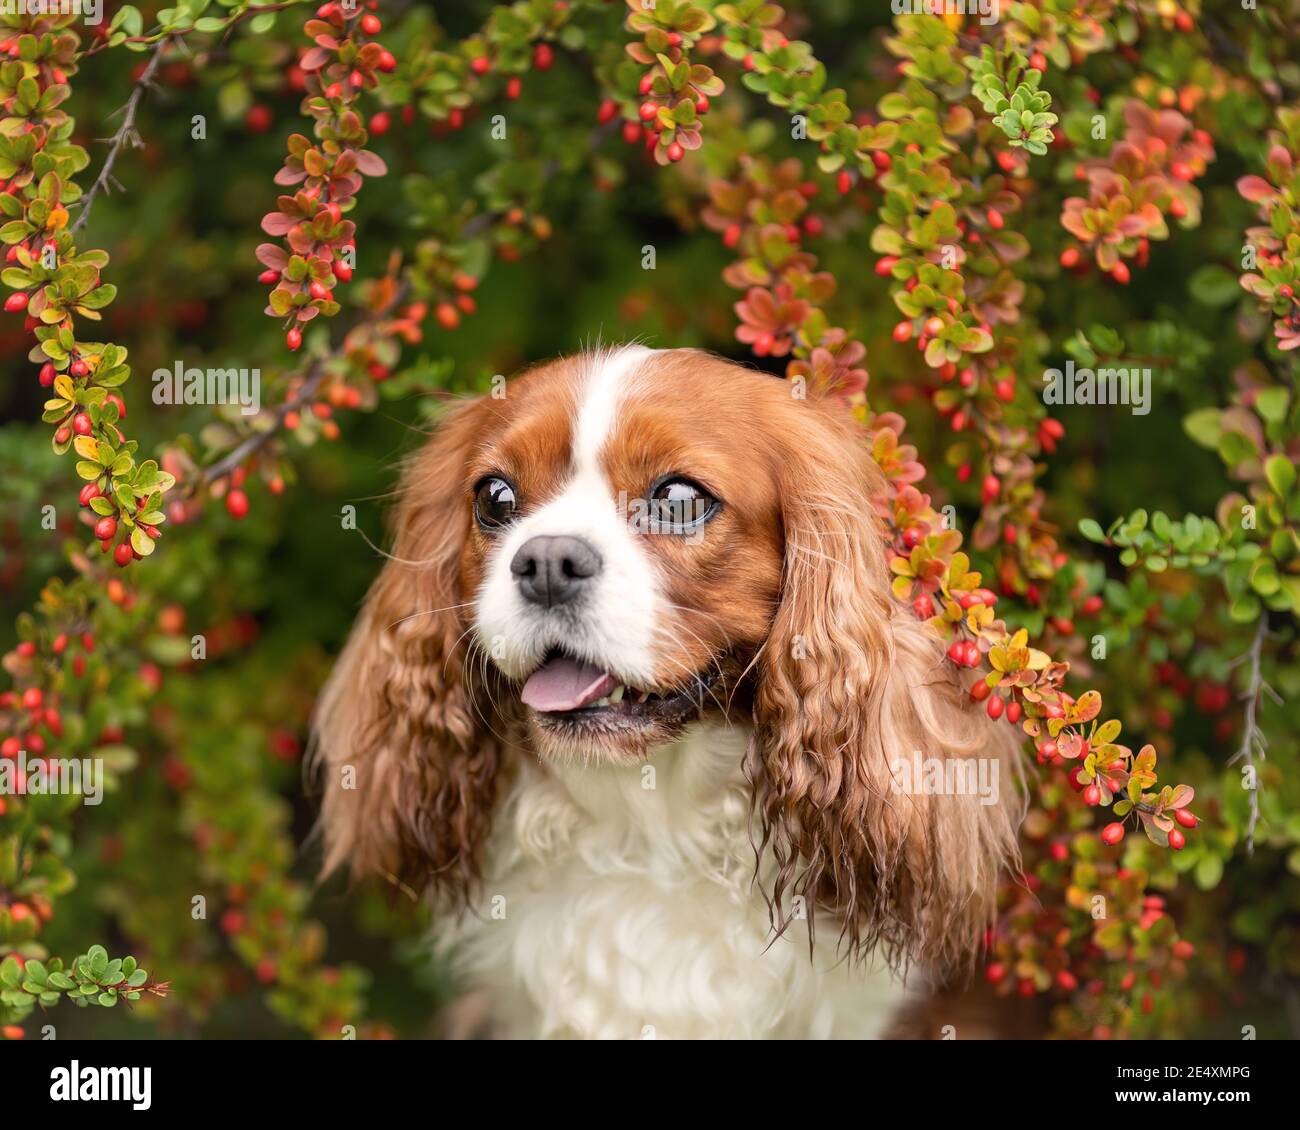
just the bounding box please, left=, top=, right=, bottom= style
left=474, top=476, right=518, bottom=530
left=647, top=476, right=718, bottom=533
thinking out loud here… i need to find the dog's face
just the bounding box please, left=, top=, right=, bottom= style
left=316, top=347, right=1022, bottom=970
left=464, top=347, right=785, bottom=761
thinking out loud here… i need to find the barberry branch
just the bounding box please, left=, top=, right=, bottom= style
left=68, top=35, right=173, bottom=237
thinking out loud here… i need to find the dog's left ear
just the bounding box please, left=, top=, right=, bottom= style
left=748, top=403, right=1023, bottom=971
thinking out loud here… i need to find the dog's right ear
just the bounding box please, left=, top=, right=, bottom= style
left=312, top=396, right=503, bottom=906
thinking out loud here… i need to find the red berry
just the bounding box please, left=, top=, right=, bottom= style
left=1168, top=828, right=1186, bottom=850
left=986, top=695, right=1004, bottom=720
left=986, top=208, right=1004, bottom=230
left=1059, top=247, right=1080, bottom=269
left=1029, top=52, right=1047, bottom=71
left=597, top=99, right=618, bottom=124
left=436, top=302, right=460, bottom=330
left=309, top=281, right=330, bottom=301
left=892, top=321, right=913, bottom=343
left=836, top=170, right=852, bottom=195
left=93, top=516, right=117, bottom=541
left=1173, top=807, right=1198, bottom=828
left=225, top=490, right=250, bottom=520
left=1005, top=701, right=1022, bottom=724
left=533, top=43, right=553, bottom=71
left=1111, top=261, right=1131, bottom=284
left=505, top=77, right=522, bottom=100
left=969, top=680, right=991, bottom=702
left=4, top=291, right=29, bottom=312
left=70, top=359, right=87, bottom=378
left=333, top=260, right=353, bottom=282
left=913, top=594, right=934, bottom=619
left=369, top=111, right=391, bottom=136
left=72, top=412, right=92, bottom=436
left=21, top=690, right=43, bottom=712
left=1100, top=822, right=1125, bottom=846
left=667, top=141, right=684, bottom=162
left=1083, top=784, right=1101, bottom=806
left=286, top=327, right=302, bottom=351
left=258, top=268, right=279, bottom=285
left=113, top=543, right=133, bottom=567
left=470, top=56, right=490, bottom=76
left=639, top=101, right=658, bottom=121
left=981, top=474, right=1000, bottom=503
left=39, top=361, right=55, bottom=386
left=984, top=962, right=1006, bottom=984
left=377, top=50, right=397, bottom=74
left=360, top=13, right=381, bottom=34
left=245, top=105, right=272, bottom=134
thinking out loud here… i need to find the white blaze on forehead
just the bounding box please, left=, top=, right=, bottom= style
left=473, top=346, right=668, bottom=686
left=571, top=345, right=653, bottom=479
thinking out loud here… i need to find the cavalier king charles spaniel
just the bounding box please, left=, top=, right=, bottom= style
left=314, top=345, right=1024, bottom=1039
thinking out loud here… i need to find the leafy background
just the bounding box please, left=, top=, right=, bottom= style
left=1, top=0, right=1298, bottom=1038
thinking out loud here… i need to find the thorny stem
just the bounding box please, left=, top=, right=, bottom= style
left=70, top=35, right=174, bottom=236
left=1227, top=617, right=1277, bottom=855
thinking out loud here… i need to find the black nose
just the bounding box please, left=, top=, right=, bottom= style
left=510, top=535, right=602, bottom=607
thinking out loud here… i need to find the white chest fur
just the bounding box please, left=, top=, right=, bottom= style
left=441, top=722, right=909, bottom=1039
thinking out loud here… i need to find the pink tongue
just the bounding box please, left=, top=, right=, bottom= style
left=521, top=656, right=617, bottom=712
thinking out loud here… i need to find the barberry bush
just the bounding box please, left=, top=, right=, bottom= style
left=0, top=0, right=1297, bottom=1039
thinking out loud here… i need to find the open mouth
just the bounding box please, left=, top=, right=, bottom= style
left=519, top=648, right=715, bottom=730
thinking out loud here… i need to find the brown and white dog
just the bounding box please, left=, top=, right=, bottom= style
left=314, top=345, right=1024, bottom=1039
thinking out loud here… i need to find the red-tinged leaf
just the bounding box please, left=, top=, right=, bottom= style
left=255, top=244, right=288, bottom=270
left=260, top=212, right=296, bottom=236
left=352, top=150, right=387, bottom=177
left=299, top=46, right=332, bottom=71
left=1236, top=175, right=1276, bottom=203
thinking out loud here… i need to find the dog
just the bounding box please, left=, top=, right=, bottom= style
left=314, top=345, right=1024, bottom=1039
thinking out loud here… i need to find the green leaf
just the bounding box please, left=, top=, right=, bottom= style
left=1187, top=264, right=1241, bottom=307
left=1265, top=453, right=1296, bottom=498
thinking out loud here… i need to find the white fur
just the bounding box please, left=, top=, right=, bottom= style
left=473, top=346, right=663, bottom=686
left=441, top=721, right=909, bottom=1039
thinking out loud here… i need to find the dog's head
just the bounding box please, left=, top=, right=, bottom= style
left=315, top=346, right=1022, bottom=968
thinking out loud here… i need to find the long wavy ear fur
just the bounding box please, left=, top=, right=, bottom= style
left=312, top=398, right=505, bottom=906
left=748, top=400, right=1024, bottom=973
